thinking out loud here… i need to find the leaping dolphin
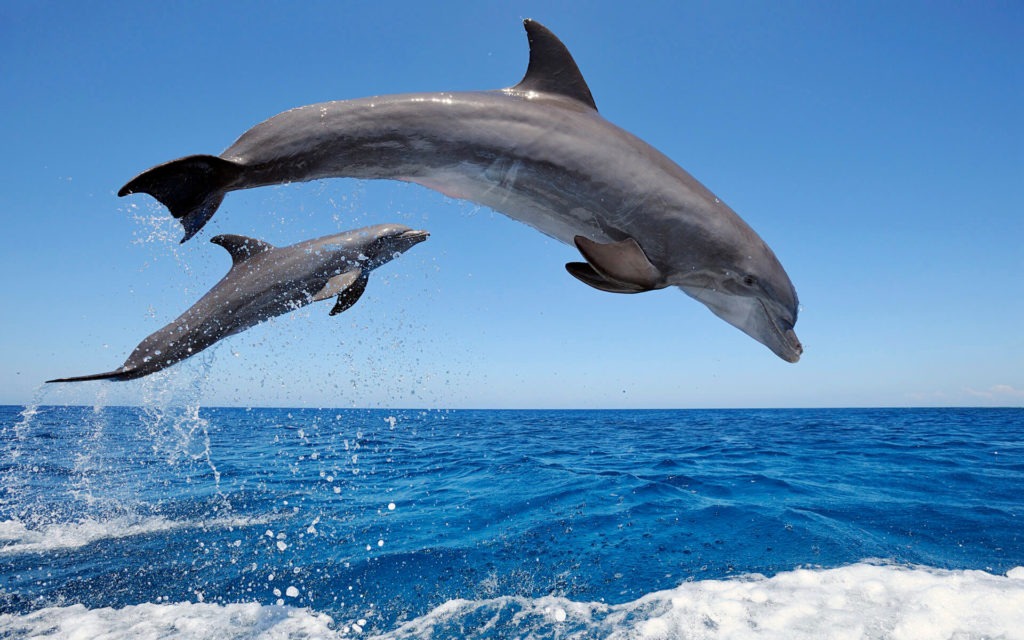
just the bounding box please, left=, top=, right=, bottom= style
left=119, top=20, right=802, bottom=362
left=48, top=224, right=429, bottom=382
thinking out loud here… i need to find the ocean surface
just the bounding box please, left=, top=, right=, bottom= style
left=1, top=403, right=1021, bottom=639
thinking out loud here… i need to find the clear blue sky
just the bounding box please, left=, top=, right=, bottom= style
left=2, top=1, right=1021, bottom=408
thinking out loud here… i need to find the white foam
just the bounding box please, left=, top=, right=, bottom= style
left=0, top=514, right=278, bottom=555
left=1, top=563, right=1022, bottom=639
left=381, top=562, right=1024, bottom=640
left=0, top=602, right=336, bottom=640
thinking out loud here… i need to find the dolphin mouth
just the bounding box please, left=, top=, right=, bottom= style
left=759, top=298, right=802, bottom=363
left=385, top=229, right=430, bottom=255
left=399, top=229, right=430, bottom=242
left=781, top=329, right=803, bottom=363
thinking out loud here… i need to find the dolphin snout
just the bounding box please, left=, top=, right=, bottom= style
left=399, top=229, right=430, bottom=242
left=394, top=229, right=430, bottom=252
left=782, top=329, right=803, bottom=363
left=380, top=229, right=430, bottom=259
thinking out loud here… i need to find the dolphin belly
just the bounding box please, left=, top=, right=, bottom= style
left=407, top=161, right=611, bottom=246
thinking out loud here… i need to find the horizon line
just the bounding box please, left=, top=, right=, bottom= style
left=4, top=404, right=1022, bottom=412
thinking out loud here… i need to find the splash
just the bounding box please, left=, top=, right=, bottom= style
left=137, top=352, right=223, bottom=491
left=126, top=200, right=188, bottom=256
left=1, top=354, right=228, bottom=537
left=68, top=387, right=114, bottom=507
left=3, top=391, right=40, bottom=462
left=0, top=387, right=46, bottom=517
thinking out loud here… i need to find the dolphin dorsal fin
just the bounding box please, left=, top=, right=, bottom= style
left=511, top=19, right=597, bottom=111
left=210, top=234, right=274, bottom=266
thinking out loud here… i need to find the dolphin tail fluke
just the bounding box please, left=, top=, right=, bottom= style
left=118, top=155, right=242, bottom=243
left=46, top=368, right=133, bottom=383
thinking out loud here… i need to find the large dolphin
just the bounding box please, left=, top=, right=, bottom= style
left=119, top=20, right=802, bottom=362
left=48, top=224, right=429, bottom=382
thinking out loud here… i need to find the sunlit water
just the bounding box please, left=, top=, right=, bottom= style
left=1, top=405, right=1022, bottom=638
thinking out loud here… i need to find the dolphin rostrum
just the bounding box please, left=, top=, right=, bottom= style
left=48, top=224, right=429, bottom=382
left=119, top=20, right=801, bottom=362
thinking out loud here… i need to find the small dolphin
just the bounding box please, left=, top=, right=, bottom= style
left=48, top=225, right=428, bottom=382
left=119, top=20, right=801, bottom=362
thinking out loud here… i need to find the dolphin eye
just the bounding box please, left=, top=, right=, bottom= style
left=743, top=275, right=757, bottom=287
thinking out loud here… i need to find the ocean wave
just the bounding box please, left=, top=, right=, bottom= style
left=0, top=514, right=278, bottom=555
left=1, top=563, right=1021, bottom=639
left=382, top=562, right=1024, bottom=639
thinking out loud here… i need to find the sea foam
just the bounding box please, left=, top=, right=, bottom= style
left=1, top=562, right=1021, bottom=639
left=0, top=601, right=336, bottom=640
left=384, top=562, right=1024, bottom=639
left=0, top=514, right=277, bottom=555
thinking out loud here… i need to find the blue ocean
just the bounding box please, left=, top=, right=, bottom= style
left=1, top=401, right=1022, bottom=638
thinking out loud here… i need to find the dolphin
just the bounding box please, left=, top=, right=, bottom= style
left=48, top=224, right=429, bottom=382
left=118, top=20, right=801, bottom=362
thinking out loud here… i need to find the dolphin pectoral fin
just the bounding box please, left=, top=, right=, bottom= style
left=211, top=234, right=275, bottom=266
left=512, top=20, right=598, bottom=110
left=310, top=269, right=369, bottom=316
left=329, top=271, right=369, bottom=316
left=118, top=154, right=243, bottom=243
left=572, top=235, right=666, bottom=292
left=312, top=269, right=362, bottom=303
left=566, top=262, right=648, bottom=294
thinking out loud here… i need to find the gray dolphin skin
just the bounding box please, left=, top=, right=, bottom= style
left=118, top=20, right=801, bottom=362
left=48, top=224, right=429, bottom=382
